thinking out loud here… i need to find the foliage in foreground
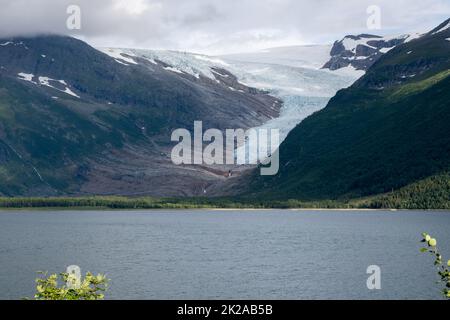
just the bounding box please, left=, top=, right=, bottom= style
left=420, top=233, right=450, bottom=299
left=33, top=271, right=108, bottom=300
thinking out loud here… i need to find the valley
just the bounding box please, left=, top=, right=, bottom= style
left=0, top=18, right=448, bottom=207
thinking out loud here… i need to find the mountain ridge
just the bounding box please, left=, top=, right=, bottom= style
left=248, top=18, right=450, bottom=205
left=322, top=32, right=422, bottom=71
left=0, top=35, right=281, bottom=196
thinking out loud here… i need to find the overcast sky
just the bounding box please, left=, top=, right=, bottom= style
left=1, top=0, right=449, bottom=54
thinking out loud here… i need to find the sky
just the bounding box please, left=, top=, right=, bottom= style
left=0, top=0, right=449, bottom=54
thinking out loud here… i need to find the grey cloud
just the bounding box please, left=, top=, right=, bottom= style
left=0, top=0, right=449, bottom=54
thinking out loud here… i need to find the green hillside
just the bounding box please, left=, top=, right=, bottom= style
left=249, top=20, right=450, bottom=205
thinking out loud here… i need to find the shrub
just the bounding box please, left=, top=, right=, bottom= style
left=33, top=271, right=108, bottom=300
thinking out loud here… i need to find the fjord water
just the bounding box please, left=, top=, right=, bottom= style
left=0, top=210, right=449, bottom=300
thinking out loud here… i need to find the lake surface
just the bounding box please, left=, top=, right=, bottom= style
left=0, top=209, right=449, bottom=300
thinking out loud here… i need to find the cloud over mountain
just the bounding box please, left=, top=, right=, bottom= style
left=0, top=0, right=449, bottom=54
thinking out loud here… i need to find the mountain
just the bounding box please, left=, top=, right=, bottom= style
left=248, top=19, right=450, bottom=204
left=322, top=33, right=422, bottom=71
left=0, top=35, right=280, bottom=196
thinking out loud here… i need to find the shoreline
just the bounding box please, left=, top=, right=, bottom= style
left=0, top=196, right=448, bottom=211
left=0, top=206, right=449, bottom=212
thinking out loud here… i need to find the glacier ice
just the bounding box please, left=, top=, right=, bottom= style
left=98, top=45, right=363, bottom=162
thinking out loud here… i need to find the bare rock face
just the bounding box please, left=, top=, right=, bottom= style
left=322, top=33, right=414, bottom=71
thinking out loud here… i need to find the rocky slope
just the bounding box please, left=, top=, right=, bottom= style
left=322, top=32, right=422, bottom=71
left=0, top=35, right=280, bottom=196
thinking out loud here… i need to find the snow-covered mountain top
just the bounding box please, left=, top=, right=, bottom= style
left=322, top=18, right=450, bottom=72
left=338, top=33, right=422, bottom=53
left=99, top=45, right=362, bottom=94
left=346, top=32, right=414, bottom=48
left=98, top=44, right=340, bottom=80
left=321, top=32, right=425, bottom=72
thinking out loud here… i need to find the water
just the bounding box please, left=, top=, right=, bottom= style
left=0, top=209, right=449, bottom=300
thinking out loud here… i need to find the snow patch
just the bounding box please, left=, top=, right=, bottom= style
left=99, top=48, right=138, bottom=65
left=342, top=37, right=377, bottom=52
left=164, top=66, right=184, bottom=74
left=38, top=76, right=80, bottom=98
left=62, top=87, right=80, bottom=98
left=379, top=46, right=395, bottom=53
left=17, top=73, right=80, bottom=98
left=211, top=69, right=229, bottom=77
left=114, top=59, right=130, bottom=66
left=404, top=33, right=423, bottom=43
left=144, top=57, right=158, bottom=65
left=17, top=72, right=34, bottom=82
left=341, top=34, right=414, bottom=53
left=111, top=49, right=229, bottom=79
left=0, top=41, right=28, bottom=49
left=432, top=21, right=450, bottom=34
left=38, top=76, right=53, bottom=87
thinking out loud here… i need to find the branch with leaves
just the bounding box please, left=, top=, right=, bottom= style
left=420, top=233, right=450, bottom=299
left=32, top=271, right=108, bottom=300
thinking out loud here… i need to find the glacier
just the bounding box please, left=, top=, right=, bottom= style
left=222, top=46, right=363, bottom=161
left=99, top=45, right=363, bottom=162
